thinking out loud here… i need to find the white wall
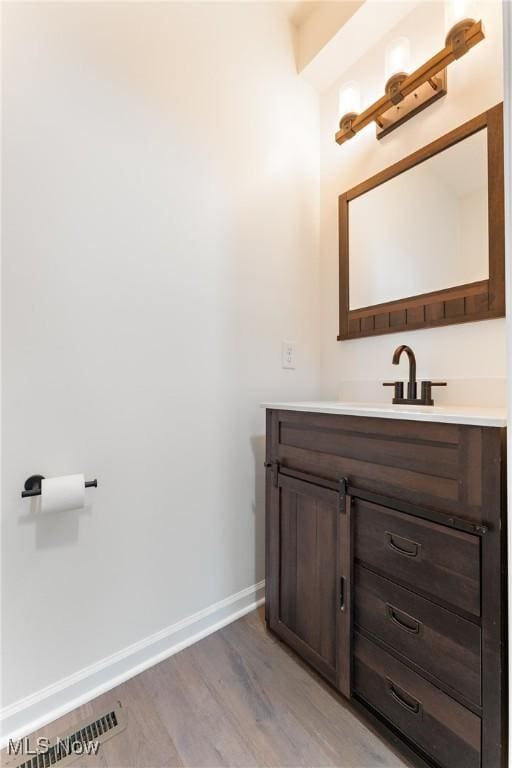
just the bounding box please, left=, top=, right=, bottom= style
left=1, top=1, right=320, bottom=725
left=319, top=0, right=506, bottom=399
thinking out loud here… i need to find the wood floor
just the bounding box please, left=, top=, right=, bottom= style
left=10, top=609, right=411, bottom=767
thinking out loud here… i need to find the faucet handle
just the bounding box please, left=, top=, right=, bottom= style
left=383, top=381, right=404, bottom=401
left=420, top=380, right=447, bottom=405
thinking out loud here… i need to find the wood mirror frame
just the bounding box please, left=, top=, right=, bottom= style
left=338, top=103, right=505, bottom=341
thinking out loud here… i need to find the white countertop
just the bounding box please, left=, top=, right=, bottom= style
left=261, top=401, right=507, bottom=428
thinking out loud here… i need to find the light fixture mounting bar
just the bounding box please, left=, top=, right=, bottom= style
left=335, top=20, right=484, bottom=145
left=377, top=70, right=447, bottom=140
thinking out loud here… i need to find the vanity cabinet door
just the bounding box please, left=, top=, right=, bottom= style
left=266, top=473, right=345, bottom=687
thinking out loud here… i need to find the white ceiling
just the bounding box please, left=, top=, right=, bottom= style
left=287, top=1, right=332, bottom=27
left=298, top=0, right=420, bottom=91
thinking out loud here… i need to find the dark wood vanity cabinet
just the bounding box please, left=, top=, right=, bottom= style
left=265, top=408, right=507, bottom=768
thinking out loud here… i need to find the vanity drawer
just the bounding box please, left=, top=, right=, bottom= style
left=354, top=632, right=481, bottom=768
left=354, top=499, right=480, bottom=617
left=354, top=565, right=481, bottom=705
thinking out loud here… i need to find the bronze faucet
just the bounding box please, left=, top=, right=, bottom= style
left=383, top=344, right=447, bottom=406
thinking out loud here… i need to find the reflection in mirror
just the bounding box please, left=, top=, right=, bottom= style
left=348, top=129, right=488, bottom=310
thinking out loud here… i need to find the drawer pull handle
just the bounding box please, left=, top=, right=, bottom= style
left=385, top=531, right=420, bottom=558
left=386, top=679, right=422, bottom=715
left=386, top=603, right=421, bottom=634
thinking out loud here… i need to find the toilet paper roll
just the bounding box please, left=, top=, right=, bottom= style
left=41, top=474, right=86, bottom=514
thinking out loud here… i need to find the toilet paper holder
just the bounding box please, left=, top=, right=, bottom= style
left=21, top=475, right=98, bottom=498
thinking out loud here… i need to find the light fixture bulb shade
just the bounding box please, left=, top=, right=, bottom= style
left=385, top=37, right=411, bottom=81
left=444, top=0, right=477, bottom=33
left=338, top=81, right=361, bottom=119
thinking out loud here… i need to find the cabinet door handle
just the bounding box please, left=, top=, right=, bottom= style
left=385, top=531, right=420, bottom=558
left=386, top=603, right=421, bottom=634
left=386, top=679, right=422, bottom=715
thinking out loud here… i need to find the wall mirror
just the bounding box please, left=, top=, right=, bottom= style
left=338, top=103, right=504, bottom=340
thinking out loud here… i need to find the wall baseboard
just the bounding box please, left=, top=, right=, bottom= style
left=1, top=580, right=265, bottom=747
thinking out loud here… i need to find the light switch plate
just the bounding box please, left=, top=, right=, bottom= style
left=282, top=340, right=296, bottom=369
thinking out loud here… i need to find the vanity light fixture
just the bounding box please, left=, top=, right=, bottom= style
left=338, top=81, right=362, bottom=138
left=445, top=0, right=478, bottom=55
left=384, top=37, right=412, bottom=105
left=335, top=16, right=484, bottom=145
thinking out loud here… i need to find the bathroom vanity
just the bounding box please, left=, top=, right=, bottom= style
left=264, top=402, right=507, bottom=768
